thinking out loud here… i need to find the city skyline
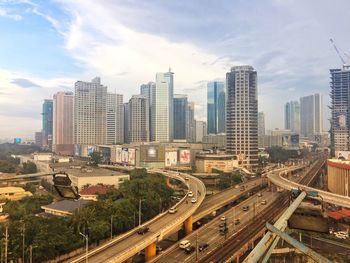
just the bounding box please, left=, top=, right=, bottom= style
left=1, top=1, right=350, bottom=138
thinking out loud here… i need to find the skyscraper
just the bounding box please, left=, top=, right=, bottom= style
left=207, top=81, right=225, bottom=134
left=186, top=102, right=196, bottom=142
left=74, top=77, right=107, bottom=145
left=128, top=95, right=150, bottom=143
left=258, top=112, right=265, bottom=136
left=53, top=91, right=74, bottom=155
left=330, top=66, right=350, bottom=153
left=195, top=121, right=207, bottom=142
left=173, top=94, right=188, bottom=140
left=123, top=102, right=129, bottom=144
left=42, top=99, right=53, bottom=149
left=300, top=94, right=323, bottom=139
left=106, top=93, right=124, bottom=145
left=284, top=101, right=300, bottom=134
left=153, top=70, right=174, bottom=142
left=226, top=65, right=258, bottom=170
left=140, top=82, right=155, bottom=139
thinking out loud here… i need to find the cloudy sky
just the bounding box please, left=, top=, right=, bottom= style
left=0, top=0, right=349, bottom=139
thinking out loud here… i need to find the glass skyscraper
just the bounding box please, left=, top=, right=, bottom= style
left=173, top=94, right=188, bottom=140
left=42, top=99, right=53, bottom=149
left=207, top=81, right=225, bottom=134
left=284, top=101, right=300, bottom=134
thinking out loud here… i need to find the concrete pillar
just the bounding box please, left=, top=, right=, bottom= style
left=145, top=242, right=156, bottom=262
left=184, top=216, right=193, bottom=235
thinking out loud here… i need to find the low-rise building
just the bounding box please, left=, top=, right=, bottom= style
left=41, top=199, right=91, bottom=217
left=80, top=185, right=108, bottom=201
left=327, top=159, right=350, bottom=197
left=195, top=153, right=238, bottom=173
left=0, top=187, right=32, bottom=201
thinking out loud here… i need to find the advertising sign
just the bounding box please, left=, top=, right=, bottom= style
left=87, top=145, right=95, bottom=155
left=282, top=135, right=290, bottom=146
left=147, top=146, right=157, bottom=158
left=74, top=144, right=81, bottom=156
left=291, top=134, right=299, bottom=145
left=336, top=151, right=350, bottom=160
left=14, top=138, right=21, bottom=144
left=122, top=148, right=129, bottom=163
left=116, top=147, right=122, bottom=163
left=179, top=149, right=191, bottom=164
left=128, top=148, right=136, bottom=165
left=334, top=111, right=347, bottom=128
left=165, top=151, right=177, bottom=167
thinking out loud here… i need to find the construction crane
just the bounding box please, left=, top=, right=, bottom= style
left=330, top=38, right=350, bottom=66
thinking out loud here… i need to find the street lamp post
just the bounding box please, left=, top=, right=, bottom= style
left=139, top=199, right=145, bottom=226
left=110, top=215, right=114, bottom=240
left=79, top=232, right=88, bottom=263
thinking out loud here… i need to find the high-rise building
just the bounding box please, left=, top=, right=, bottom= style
left=195, top=121, right=207, bottom=142
left=186, top=102, right=196, bottom=142
left=128, top=95, right=150, bottom=143
left=53, top=91, right=74, bottom=155
left=300, top=94, right=323, bottom=139
left=153, top=70, right=174, bottom=142
left=106, top=93, right=124, bottom=145
left=42, top=99, right=53, bottom=149
left=207, top=81, right=225, bottom=134
left=284, top=101, right=300, bottom=134
left=74, top=77, right=107, bottom=145
left=330, top=66, right=350, bottom=153
left=226, top=65, right=258, bottom=170
left=173, top=94, right=188, bottom=140
left=258, top=112, right=265, bottom=136
left=140, top=82, right=155, bottom=139
left=123, top=102, right=129, bottom=144
left=35, top=132, right=43, bottom=147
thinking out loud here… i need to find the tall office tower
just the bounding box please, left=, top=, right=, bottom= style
left=106, top=93, right=124, bottom=145
left=53, top=91, right=74, bottom=155
left=42, top=99, right=53, bottom=149
left=128, top=95, right=150, bottom=143
left=123, top=102, right=129, bottom=143
left=186, top=102, right=196, bottom=142
left=300, top=94, right=323, bottom=139
left=140, top=82, right=155, bottom=139
left=258, top=112, right=265, bottom=136
left=153, top=70, right=174, bottom=142
left=173, top=94, right=188, bottom=140
left=207, top=81, right=226, bottom=134
left=74, top=77, right=107, bottom=145
left=226, top=65, right=258, bottom=170
left=330, top=66, right=350, bottom=153
left=284, top=101, right=300, bottom=134
left=195, top=120, right=207, bottom=142
left=34, top=132, right=43, bottom=147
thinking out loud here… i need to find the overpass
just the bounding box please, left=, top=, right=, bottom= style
left=268, top=165, right=350, bottom=208
left=70, top=170, right=206, bottom=263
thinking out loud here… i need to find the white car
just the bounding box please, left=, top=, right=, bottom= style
left=220, top=216, right=226, bottom=221
left=169, top=207, right=177, bottom=214
left=179, top=240, right=191, bottom=249
left=191, top=198, right=197, bottom=203
left=188, top=191, right=193, bottom=197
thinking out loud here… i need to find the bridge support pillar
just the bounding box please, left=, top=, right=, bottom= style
left=184, top=216, right=193, bottom=235
left=145, top=242, right=156, bottom=262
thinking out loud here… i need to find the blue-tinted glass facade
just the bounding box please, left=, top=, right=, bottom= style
left=173, top=95, right=188, bottom=139
left=207, top=81, right=225, bottom=134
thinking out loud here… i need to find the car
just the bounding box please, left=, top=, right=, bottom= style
left=169, top=207, right=177, bottom=214
left=219, top=227, right=228, bottom=235
left=198, top=243, right=209, bottom=252
left=234, top=219, right=240, bottom=225
left=179, top=240, right=191, bottom=249
left=156, top=245, right=162, bottom=253
left=191, top=198, right=197, bottom=203
left=261, top=200, right=267, bottom=205
left=219, top=222, right=226, bottom=228
left=242, top=205, right=249, bottom=211
left=184, top=245, right=195, bottom=254
left=257, top=192, right=262, bottom=197
left=137, top=226, right=149, bottom=235
left=188, top=191, right=193, bottom=197
left=185, top=177, right=189, bottom=180
left=220, top=216, right=226, bottom=221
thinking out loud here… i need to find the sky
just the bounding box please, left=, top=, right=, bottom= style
left=0, top=0, right=350, bottom=139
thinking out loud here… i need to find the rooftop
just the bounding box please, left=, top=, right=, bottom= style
left=80, top=186, right=108, bottom=195
left=42, top=199, right=91, bottom=213
left=58, top=167, right=127, bottom=177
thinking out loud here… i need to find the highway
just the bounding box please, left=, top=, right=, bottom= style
left=268, top=166, right=350, bottom=208
left=153, top=189, right=280, bottom=263
left=69, top=170, right=206, bottom=263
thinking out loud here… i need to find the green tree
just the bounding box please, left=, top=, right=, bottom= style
left=24, top=182, right=37, bottom=194
left=89, top=151, right=102, bottom=167
left=22, top=161, right=37, bottom=174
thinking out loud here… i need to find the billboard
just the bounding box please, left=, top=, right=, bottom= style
left=87, top=145, right=95, bottom=155
left=116, top=147, right=122, bottom=163
left=74, top=144, right=81, bottom=156
left=334, top=111, right=347, bottom=129
left=165, top=151, right=177, bottom=167
left=290, top=134, right=299, bottom=145
left=122, top=147, right=129, bottom=163
left=14, top=138, right=21, bottom=144
left=147, top=146, right=157, bottom=158
left=179, top=149, right=191, bottom=164
left=128, top=148, right=136, bottom=165
left=282, top=135, right=290, bottom=146
left=335, top=151, right=350, bottom=161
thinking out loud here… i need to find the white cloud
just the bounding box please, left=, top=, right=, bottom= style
left=0, top=7, right=21, bottom=20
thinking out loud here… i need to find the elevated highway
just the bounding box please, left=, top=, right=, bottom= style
left=70, top=170, right=206, bottom=263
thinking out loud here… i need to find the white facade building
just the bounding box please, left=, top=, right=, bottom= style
left=106, top=93, right=124, bottom=145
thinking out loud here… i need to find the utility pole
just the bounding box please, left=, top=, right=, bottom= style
left=29, top=245, right=32, bottom=263
left=110, top=215, right=113, bottom=240
left=195, top=232, right=199, bottom=260
left=22, top=222, right=25, bottom=263
left=4, top=226, right=8, bottom=263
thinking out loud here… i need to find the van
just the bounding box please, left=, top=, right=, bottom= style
left=169, top=207, right=177, bottom=214
left=179, top=240, right=191, bottom=249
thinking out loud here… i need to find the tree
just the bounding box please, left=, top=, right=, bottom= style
left=24, top=182, right=37, bottom=194
left=22, top=161, right=37, bottom=174
left=89, top=151, right=102, bottom=167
